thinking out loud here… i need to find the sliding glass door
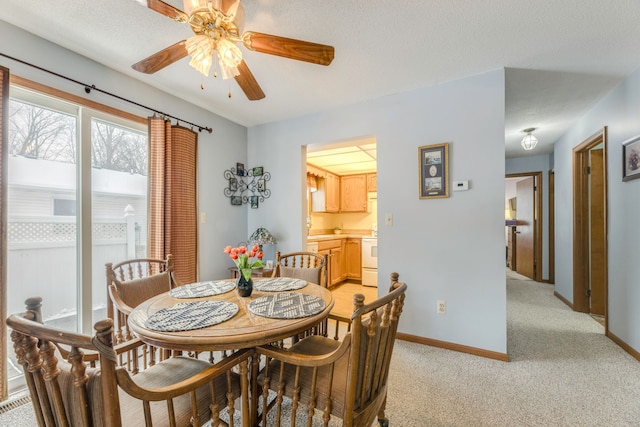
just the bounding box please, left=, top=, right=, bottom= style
left=6, top=85, right=147, bottom=393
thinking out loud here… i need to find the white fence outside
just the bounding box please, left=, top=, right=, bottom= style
left=6, top=213, right=145, bottom=323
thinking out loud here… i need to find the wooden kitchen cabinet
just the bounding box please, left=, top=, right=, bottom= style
left=346, top=238, right=362, bottom=280
left=340, top=174, right=367, bottom=212
left=325, top=172, right=340, bottom=213
left=318, top=239, right=345, bottom=287
left=330, top=245, right=344, bottom=286
left=366, top=173, right=377, bottom=192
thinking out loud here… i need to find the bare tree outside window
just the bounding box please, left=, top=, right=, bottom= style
left=9, top=101, right=76, bottom=161
left=92, top=119, right=148, bottom=175
left=9, top=101, right=147, bottom=175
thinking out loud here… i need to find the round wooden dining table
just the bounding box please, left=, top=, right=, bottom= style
left=127, top=279, right=334, bottom=353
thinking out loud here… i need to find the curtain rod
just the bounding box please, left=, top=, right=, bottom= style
left=0, top=52, right=213, bottom=133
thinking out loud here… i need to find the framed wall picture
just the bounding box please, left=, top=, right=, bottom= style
left=622, top=135, right=640, bottom=182
left=250, top=195, right=259, bottom=209
left=257, top=178, right=266, bottom=192
left=229, top=177, right=238, bottom=191
left=253, top=166, right=264, bottom=176
left=236, top=162, right=245, bottom=176
left=231, top=196, right=242, bottom=205
left=419, top=142, right=449, bottom=199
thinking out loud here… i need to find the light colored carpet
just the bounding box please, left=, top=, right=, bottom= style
left=3, top=271, right=640, bottom=426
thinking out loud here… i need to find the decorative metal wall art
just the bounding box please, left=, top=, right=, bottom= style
left=224, top=163, right=271, bottom=208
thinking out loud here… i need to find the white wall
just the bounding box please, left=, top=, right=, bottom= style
left=0, top=20, right=248, bottom=281
left=554, top=65, right=640, bottom=352
left=248, top=70, right=507, bottom=353
left=505, top=154, right=552, bottom=280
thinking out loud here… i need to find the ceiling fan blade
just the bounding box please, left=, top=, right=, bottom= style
left=138, top=0, right=188, bottom=21
left=132, top=40, right=189, bottom=74
left=242, top=31, right=334, bottom=66
left=234, top=60, right=265, bottom=100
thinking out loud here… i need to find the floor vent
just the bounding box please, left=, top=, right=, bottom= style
left=0, top=393, right=31, bottom=415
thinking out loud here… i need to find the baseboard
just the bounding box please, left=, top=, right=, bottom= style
left=396, top=332, right=509, bottom=362
left=607, top=331, right=640, bottom=362
left=554, top=291, right=573, bottom=309
left=552, top=292, right=640, bottom=362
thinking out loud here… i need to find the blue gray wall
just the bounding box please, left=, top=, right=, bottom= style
left=248, top=70, right=508, bottom=353
left=554, top=66, right=640, bottom=352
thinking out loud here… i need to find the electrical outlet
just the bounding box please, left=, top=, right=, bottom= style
left=437, top=300, right=446, bottom=315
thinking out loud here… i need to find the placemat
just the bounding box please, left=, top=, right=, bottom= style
left=248, top=292, right=326, bottom=319
left=253, top=277, right=308, bottom=292
left=169, top=280, right=235, bottom=298
left=145, top=300, right=238, bottom=332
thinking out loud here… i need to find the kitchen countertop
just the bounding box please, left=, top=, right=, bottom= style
left=307, top=234, right=376, bottom=241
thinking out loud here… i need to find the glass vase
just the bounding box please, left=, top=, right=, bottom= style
left=237, top=268, right=253, bottom=297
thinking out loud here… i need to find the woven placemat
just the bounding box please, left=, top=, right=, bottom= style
left=248, top=292, right=326, bottom=319
left=253, top=277, right=308, bottom=292
left=169, top=280, right=235, bottom=298
left=145, top=300, right=238, bottom=332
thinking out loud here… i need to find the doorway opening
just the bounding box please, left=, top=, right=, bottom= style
left=572, top=127, right=608, bottom=329
left=505, top=172, right=543, bottom=282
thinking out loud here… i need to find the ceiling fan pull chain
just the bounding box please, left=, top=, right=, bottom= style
left=228, top=80, right=232, bottom=98
left=201, top=73, right=205, bottom=90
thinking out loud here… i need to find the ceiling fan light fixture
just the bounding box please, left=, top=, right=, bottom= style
left=217, top=55, right=240, bottom=79
left=521, top=127, right=538, bottom=151
left=182, top=0, right=210, bottom=16
left=186, top=35, right=215, bottom=76
left=217, top=37, right=243, bottom=69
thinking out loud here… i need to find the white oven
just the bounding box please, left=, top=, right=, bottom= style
left=361, top=238, right=378, bottom=287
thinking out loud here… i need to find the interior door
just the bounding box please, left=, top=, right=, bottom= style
left=589, top=149, right=606, bottom=315
left=515, top=177, right=535, bottom=279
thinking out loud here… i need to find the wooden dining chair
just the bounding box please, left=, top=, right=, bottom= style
left=7, top=297, right=251, bottom=427
left=272, top=250, right=328, bottom=287
left=271, top=250, right=330, bottom=342
left=106, top=255, right=180, bottom=366
left=254, top=272, right=407, bottom=427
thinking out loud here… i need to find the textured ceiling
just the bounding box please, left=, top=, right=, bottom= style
left=2, top=1, right=640, bottom=159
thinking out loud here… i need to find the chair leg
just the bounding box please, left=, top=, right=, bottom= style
left=377, top=395, right=389, bottom=426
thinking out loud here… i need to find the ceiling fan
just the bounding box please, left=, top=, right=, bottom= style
left=133, top=0, right=335, bottom=100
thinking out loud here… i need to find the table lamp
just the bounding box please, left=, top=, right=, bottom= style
left=249, top=227, right=277, bottom=267
left=249, top=227, right=277, bottom=252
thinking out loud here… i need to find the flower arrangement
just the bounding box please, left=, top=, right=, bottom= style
left=224, top=245, right=265, bottom=281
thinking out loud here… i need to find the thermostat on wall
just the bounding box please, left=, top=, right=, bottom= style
left=453, top=180, right=469, bottom=191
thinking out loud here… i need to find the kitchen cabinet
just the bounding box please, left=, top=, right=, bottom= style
left=318, top=239, right=345, bottom=287
left=325, top=172, right=340, bottom=213
left=340, top=174, right=367, bottom=212
left=329, top=244, right=344, bottom=286
left=366, top=173, right=377, bottom=192
left=346, top=238, right=362, bottom=280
